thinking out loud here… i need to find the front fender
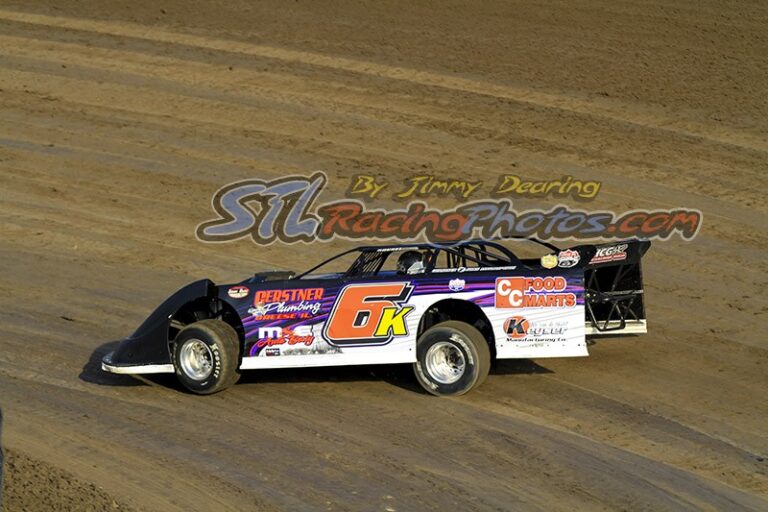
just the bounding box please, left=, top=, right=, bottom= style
left=109, top=279, right=216, bottom=366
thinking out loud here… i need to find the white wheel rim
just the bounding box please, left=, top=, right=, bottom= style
left=424, top=341, right=466, bottom=384
left=179, top=339, right=214, bottom=380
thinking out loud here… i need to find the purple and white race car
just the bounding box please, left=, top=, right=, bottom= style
left=102, top=238, right=650, bottom=396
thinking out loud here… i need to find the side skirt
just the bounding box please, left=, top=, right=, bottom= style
left=240, top=352, right=414, bottom=370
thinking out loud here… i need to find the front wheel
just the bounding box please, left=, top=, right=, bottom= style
left=172, top=319, right=241, bottom=395
left=413, top=321, right=491, bottom=396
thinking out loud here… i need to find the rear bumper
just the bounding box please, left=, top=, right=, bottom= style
left=101, top=351, right=174, bottom=375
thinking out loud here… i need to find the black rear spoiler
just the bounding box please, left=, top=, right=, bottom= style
left=566, top=240, right=651, bottom=336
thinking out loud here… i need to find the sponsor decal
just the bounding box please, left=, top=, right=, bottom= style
left=495, top=276, right=576, bottom=308
left=557, top=249, right=580, bottom=268
left=590, top=244, right=629, bottom=264
left=227, top=285, right=249, bottom=299
left=540, top=254, right=558, bottom=269
left=324, top=282, right=414, bottom=346
left=249, top=287, right=324, bottom=320
left=254, top=288, right=324, bottom=303
left=256, top=326, right=315, bottom=349
left=449, top=278, right=466, bottom=292
left=504, top=316, right=530, bottom=340
left=504, top=317, right=569, bottom=346
left=249, top=326, right=341, bottom=357
left=249, top=301, right=322, bottom=320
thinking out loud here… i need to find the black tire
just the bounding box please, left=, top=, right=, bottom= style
left=172, top=319, right=241, bottom=395
left=413, top=320, right=491, bottom=396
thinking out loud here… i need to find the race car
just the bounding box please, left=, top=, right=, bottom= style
left=102, top=238, right=650, bottom=396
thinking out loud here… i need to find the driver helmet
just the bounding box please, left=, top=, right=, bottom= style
left=397, top=250, right=425, bottom=275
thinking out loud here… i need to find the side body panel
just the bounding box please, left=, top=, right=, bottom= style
left=221, top=268, right=587, bottom=371
left=490, top=270, right=587, bottom=358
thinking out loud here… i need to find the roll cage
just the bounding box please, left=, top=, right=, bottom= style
left=295, top=238, right=557, bottom=279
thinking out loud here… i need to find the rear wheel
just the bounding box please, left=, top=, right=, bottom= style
left=413, top=321, right=491, bottom=396
left=172, top=319, right=241, bottom=395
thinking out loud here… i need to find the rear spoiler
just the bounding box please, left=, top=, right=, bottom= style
left=564, top=240, right=651, bottom=337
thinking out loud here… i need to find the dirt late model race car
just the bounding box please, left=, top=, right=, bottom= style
left=102, top=239, right=650, bottom=396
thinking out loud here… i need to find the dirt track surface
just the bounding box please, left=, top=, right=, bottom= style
left=2, top=450, right=137, bottom=512
left=1, top=1, right=767, bottom=510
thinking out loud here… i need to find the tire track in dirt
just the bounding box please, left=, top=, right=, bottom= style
left=1, top=29, right=765, bottom=221
left=0, top=8, right=765, bottom=153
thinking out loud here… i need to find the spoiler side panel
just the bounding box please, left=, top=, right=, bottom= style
left=581, top=240, right=650, bottom=336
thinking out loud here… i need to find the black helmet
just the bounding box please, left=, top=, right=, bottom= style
left=397, top=250, right=424, bottom=274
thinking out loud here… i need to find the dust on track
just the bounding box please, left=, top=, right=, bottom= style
left=0, top=1, right=766, bottom=510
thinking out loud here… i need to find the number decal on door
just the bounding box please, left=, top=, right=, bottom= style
left=324, top=283, right=414, bottom=346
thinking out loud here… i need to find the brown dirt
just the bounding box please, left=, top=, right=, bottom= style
left=0, top=0, right=766, bottom=510
left=2, top=450, right=136, bottom=512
